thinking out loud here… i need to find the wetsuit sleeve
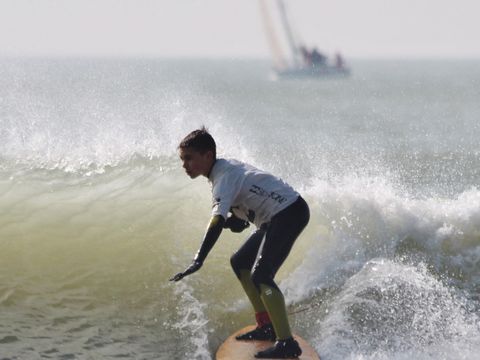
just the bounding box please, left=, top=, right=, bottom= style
left=169, top=215, right=226, bottom=282
left=193, top=215, right=226, bottom=264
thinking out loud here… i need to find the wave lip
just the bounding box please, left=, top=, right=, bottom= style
left=279, top=178, right=480, bottom=359
left=317, top=259, right=480, bottom=360
left=284, top=179, right=480, bottom=301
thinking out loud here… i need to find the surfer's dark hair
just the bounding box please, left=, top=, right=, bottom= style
left=179, top=127, right=216, bottom=158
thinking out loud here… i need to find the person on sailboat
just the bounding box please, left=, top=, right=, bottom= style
left=335, top=52, right=345, bottom=69
left=300, top=46, right=312, bottom=67
left=311, top=48, right=327, bottom=66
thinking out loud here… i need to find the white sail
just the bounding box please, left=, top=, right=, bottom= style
left=258, top=0, right=287, bottom=70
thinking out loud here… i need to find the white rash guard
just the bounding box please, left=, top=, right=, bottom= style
left=208, top=158, right=299, bottom=228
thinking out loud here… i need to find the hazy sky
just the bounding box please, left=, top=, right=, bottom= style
left=1, top=0, right=479, bottom=59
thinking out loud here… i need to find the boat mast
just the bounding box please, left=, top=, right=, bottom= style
left=276, top=0, right=301, bottom=67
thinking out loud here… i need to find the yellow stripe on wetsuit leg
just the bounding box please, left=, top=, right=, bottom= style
left=259, top=284, right=292, bottom=340
left=238, top=270, right=267, bottom=313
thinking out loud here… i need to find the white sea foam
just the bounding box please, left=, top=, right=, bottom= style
left=283, top=176, right=480, bottom=303
left=316, top=259, right=480, bottom=360
left=172, top=282, right=211, bottom=360
left=280, top=176, right=480, bottom=359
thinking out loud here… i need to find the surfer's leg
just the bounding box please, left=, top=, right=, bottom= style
left=231, top=228, right=266, bottom=313
left=230, top=228, right=276, bottom=341
left=251, top=196, right=310, bottom=343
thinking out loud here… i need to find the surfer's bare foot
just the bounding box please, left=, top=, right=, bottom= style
left=235, top=324, right=276, bottom=341
left=254, top=337, right=302, bottom=358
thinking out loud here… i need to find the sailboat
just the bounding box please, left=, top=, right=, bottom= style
left=259, top=0, right=350, bottom=79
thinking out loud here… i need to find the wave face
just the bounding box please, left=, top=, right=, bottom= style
left=1, top=58, right=479, bottom=359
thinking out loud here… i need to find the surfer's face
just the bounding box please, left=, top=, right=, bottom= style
left=179, top=147, right=214, bottom=179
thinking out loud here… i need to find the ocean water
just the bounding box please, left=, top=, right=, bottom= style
left=1, top=57, right=479, bottom=359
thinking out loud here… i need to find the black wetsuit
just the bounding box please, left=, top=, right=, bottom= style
left=231, top=196, right=310, bottom=291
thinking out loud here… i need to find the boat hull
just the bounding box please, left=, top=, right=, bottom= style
left=275, top=65, right=350, bottom=79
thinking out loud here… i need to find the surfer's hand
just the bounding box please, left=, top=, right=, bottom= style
left=224, top=215, right=249, bottom=233
left=169, top=260, right=202, bottom=282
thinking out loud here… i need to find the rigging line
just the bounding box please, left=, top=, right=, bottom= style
left=276, top=0, right=301, bottom=67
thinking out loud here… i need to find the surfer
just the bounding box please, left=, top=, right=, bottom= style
left=170, top=128, right=309, bottom=359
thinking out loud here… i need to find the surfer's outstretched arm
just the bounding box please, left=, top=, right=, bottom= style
left=169, top=215, right=225, bottom=282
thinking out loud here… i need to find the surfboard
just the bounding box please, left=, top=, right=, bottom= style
left=216, top=325, right=320, bottom=360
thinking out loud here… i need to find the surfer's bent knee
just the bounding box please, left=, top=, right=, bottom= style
left=251, top=265, right=278, bottom=291
left=230, top=252, right=243, bottom=278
